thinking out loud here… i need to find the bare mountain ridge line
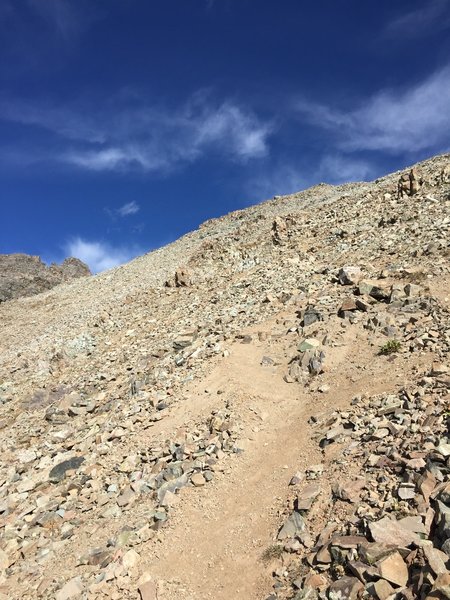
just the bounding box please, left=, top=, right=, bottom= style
left=4, top=152, right=449, bottom=309
left=0, top=151, right=449, bottom=599
left=0, top=254, right=91, bottom=303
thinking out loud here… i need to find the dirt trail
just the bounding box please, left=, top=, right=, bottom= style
left=141, top=319, right=419, bottom=600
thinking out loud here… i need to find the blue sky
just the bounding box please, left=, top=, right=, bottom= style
left=1, top=1, right=450, bottom=272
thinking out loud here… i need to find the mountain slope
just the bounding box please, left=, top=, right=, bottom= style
left=0, top=153, right=449, bottom=600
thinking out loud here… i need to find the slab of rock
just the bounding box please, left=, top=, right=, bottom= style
left=297, top=483, right=320, bottom=510
left=371, top=579, right=396, bottom=600
left=378, top=551, right=408, bottom=587
left=139, top=579, right=158, bottom=600
left=277, top=511, right=306, bottom=540
left=423, top=544, right=449, bottom=576
left=369, top=517, right=421, bottom=547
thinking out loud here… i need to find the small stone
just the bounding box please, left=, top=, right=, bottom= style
left=436, top=443, right=450, bottom=457
left=55, top=577, right=84, bottom=600
left=348, top=560, right=380, bottom=583
left=16, top=449, right=37, bottom=464
left=117, top=487, right=136, bottom=507
left=139, top=579, right=157, bottom=600
left=431, top=363, right=448, bottom=376
left=398, top=516, right=426, bottom=534
left=404, top=283, right=421, bottom=297
left=284, top=538, right=302, bottom=553
left=398, top=484, right=416, bottom=500
left=289, top=471, right=304, bottom=486
left=122, top=549, right=140, bottom=571
left=359, top=543, right=398, bottom=565
left=191, top=473, right=206, bottom=487
left=49, top=456, right=85, bottom=483
left=303, top=573, right=327, bottom=590
left=298, top=338, right=321, bottom=352
left=0, top=550, right=11, bottom=570
left=338, top=266, right=362, bottom=286
left=297, top=483, right=320, bottom=510
left=339, top=297, right=358, bottom=316
left=332, top=479, right=366, bottom=503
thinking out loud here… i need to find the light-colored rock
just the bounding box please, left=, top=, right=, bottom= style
left=378, top=551, right=408, bottom=587
left=55, top=577, right=84, bottom=600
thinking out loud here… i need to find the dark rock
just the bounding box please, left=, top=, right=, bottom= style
left=49, top=456, right=85, bottom=483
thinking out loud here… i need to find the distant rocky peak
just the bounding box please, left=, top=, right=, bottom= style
left=0, top=253, right=91, bottom=302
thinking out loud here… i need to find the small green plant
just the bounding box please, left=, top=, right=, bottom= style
left=379, top=339, right=402, bottom=355
left=261, top=544, right=284, bottom=563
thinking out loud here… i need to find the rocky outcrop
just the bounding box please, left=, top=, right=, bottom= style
left=0, top=254, right=91, bottom=302
left=398, top=167, right=422, bottom=198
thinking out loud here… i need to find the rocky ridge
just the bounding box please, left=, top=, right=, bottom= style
left=0, top=153, right=448, bottom=599
left=0, top=254, right=91, bottom=303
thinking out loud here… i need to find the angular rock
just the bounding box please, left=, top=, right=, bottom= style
left=55, top=577, right=84, bottom=600
left=338, top=266, right=362, bottom=286
left=277, top=511, right=306, bottom=540
left=369, top=517, right=421, bottom=547
left=378, top=551, right=408, bottom=587
left=328, top=577, right=364, bottom=600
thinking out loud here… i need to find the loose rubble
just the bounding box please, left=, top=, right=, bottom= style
left=0, top=153, right=449, bottom=598
left=267, top=344, right=450, bottom=598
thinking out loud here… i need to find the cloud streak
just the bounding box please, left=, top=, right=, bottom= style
left=65, top=237, right=143, bottom=273
left=295, top=65, right=450, bottom=155
left=0, top=93, right=273, bottom=173
left=118, top=201, right=140, bottom=217
left=384, top=0, right=450, bottom=39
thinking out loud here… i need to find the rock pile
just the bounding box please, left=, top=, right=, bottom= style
left=268, top=364, right=450, bottom=598
left=0, top=405, right=238, bottom=598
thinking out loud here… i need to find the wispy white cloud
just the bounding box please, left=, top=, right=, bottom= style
left=118, top=201, right=140, bottom=216
left=0, top=97, right=106, bottom=143
left=315, top=155, right=374, bottom=183
left=384, top=0, right=450, bottom=39
left=65, top=237, right=143, bottom=273
left=295, top=65, right=450, bottom=155
left=0, top=93, right=272, bottom=173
